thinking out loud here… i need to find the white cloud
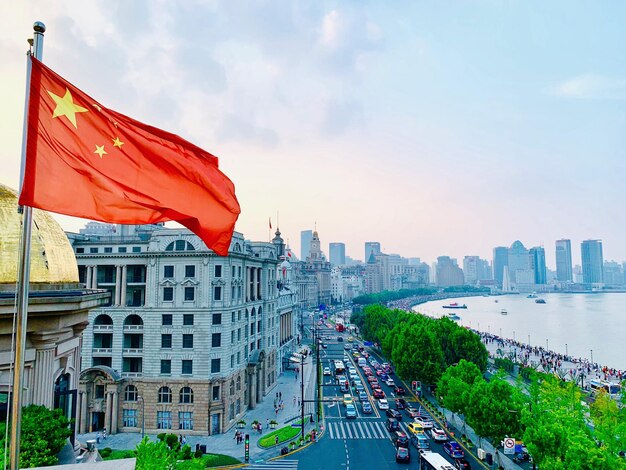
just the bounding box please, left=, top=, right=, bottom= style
left=552, top=74, right=626, bottom=99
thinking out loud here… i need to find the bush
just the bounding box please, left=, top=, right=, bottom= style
left=99, top=447, right=112, bottom=458
left=258, top=425, right=300, bottom=448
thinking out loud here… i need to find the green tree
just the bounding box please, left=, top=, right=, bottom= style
left=437, top=359, right=483, bottom=415
left=391, top=323, right=445, bottom=384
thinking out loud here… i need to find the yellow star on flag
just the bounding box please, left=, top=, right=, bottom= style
left=94, top=145, right=108, bottom=158
left=47, top=88, right=88, bottom=128
left=112, top=137, right=124, bottom=148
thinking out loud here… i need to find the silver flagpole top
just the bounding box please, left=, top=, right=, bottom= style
left=33, top=21, right=46, bottom=33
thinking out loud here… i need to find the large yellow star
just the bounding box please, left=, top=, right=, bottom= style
left=94, top=145, right=107, bottom=158
left=112, top=137, right=124, bottom=148
left=47, top=88, right=88, bottom=128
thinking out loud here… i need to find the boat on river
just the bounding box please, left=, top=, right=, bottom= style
left=500, top=309, right=508, bottom=315
left=447, top=312, right=461, bottom=320
left=535, top=298, right=546, bottom=304
left=443, top=302, right=467, bottom=309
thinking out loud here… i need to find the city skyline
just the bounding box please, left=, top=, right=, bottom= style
left=2, top=3, right=626, bottom=266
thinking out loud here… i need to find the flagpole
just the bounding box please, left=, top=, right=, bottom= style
left=10, top=21, right=45, bottom=470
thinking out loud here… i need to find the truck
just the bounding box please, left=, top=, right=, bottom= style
left=336, top=322, right=345, bottom=333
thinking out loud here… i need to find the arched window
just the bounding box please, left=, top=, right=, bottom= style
left=124, top=385, right=138, bottom=402
left=251, top=307, right=256, bottom=317
left=179, top=386, right=194, bottom=404
left=158, top=386, right=172, bottom=404
left=124, top=314, right=143, bottom=326
left=236, top=376, right=241, bottom=391
left=94, top=314, right=113, bottom=325
left=165, top=240, right=195, bottom=252
left=229, top=380, right=235, bottom=396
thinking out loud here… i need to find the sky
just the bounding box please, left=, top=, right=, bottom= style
left=2, top=1, right=625, bottom=268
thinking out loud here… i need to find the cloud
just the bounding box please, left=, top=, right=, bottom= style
left=552, top=74, right=626, bottom=99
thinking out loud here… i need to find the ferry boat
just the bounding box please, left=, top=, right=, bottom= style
left=535, top=298, right=546, bottom=304
left=500, top=309, right=508, bottom=315
left=527, top=293, right=538, bottom=298
left=447, top=312, right=461, bottom=321
left=442, top=302, right=467, bottom=309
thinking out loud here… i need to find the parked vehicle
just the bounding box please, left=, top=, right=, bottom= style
left=443, top=441, right=464, bottom=459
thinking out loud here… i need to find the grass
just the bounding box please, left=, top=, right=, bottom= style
left=101, top=449, right=136, bottom=460
left=100, top=448, right=239, bottom=467
left=258, top=425, right=302, bottom=448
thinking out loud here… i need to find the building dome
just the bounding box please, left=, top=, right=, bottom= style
left=0, top=183, right=79, bottom=284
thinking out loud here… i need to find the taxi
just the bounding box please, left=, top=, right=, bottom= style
left=343, top=394, right=353, bottom=406
left=406, top=422, right=425, bottom=437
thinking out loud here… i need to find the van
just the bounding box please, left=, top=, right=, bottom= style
left=358, top=357, right=367, bottom=368
left=413, top=433, right=430, bottom=450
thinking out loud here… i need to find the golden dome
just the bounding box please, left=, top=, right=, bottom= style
left=0, top=183, right=79, bottom=284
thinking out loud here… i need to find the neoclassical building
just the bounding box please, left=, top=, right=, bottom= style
left=0, top=184, right=108, bottom=439
left=71, top=223, right=297, bottom=436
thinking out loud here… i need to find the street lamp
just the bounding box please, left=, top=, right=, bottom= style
left=590, top=349, right=593, bottom=364
left=137, top=396, right=145, bottom=438
left=565, top=343, right=568, bottom=356
left=546, top=338, right=549, bottom=351
left=513, top=330, right=516, bottom=342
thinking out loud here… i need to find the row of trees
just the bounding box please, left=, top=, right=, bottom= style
left=351, top=304, right=488, bottom=384
left=351, top=288, right=435, bottom=305
left=438, top=360, right=626, bottom=469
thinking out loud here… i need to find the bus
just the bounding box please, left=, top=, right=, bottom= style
left=418, top=450, right=455, bottom=470
left=589, top=380, right=622, bottom=398
left=334, top=360, right=346, bottom=375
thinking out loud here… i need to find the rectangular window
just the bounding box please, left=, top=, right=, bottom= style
left=162, top=314, right=172, bottom=326
left=250, top=323, right=255, bottom=335
left=104, top=247, right=113, bottom=253
left=163, top=287, right=173, bottom=302
left=211, top=358, right=221, bottom=373
left=157, top=411, right=172, bottom=429
left=160, top=359, right=171, bottom=374
left=161, top=334, right=172, bottom=349
left=184, top=287, right=195, bottom=301
left=123, top=409, right=137, bottom=427
left=237, top=351, right=240, bottom=364
left=182, top=360, right=193, bottom=375
left=90, top=247, right=98, bottom=253
left=231, top=331, right=235, bottom=344
left=250, top=342, right=254, bottom=352
left=237, top=328, right=241, bottom=341
left=76, top=247, right=84, bottom=254
left=183, top=334, right=194, bottom=349
left=164, top=265, right=174, bottom=278
left=215, top=265, right=222, bottom=277
left=257, top=320, right=261, bottom=333
left=212, top=313, right=222, bottom=325
left=179, top=411, right=193, bottom=430
left=95, top=385, right=105, bottom=399
left=212, top=385, right=220, bottom=401
left=212, top=333, right=221, bottom=348
left=230, top=354, right=234, bottom=368
left=183, top=314, right=194, bottom=326
left=118, top=247, right=127, bottom=253
left=257, top=339, right=261, bottom=349
left=214, top=286, right=222, bottom=301
left=185, top=265, right=196, bottom=278
left=232, top=266, right=236, bottom=278
left=132, top=246, right=141, bottom=253
left=231, top=312, right=235, bottom=322
left=238, top=266, right=241, bottom=277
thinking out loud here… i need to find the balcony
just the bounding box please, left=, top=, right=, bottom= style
left=93, top=324, right=113, bottom=332
left=122, top=348, right=143, bottom=355
left=123, top=324, right=143, bottom=332
left=92, top=348, right=113, bottom=354
left=121, top=372, right=143, bottom=378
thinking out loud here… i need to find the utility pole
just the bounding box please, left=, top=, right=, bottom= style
left=300, top=355, right=305, bottom=442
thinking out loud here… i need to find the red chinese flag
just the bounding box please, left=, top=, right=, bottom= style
left=19, top=57, right=240, bottom=256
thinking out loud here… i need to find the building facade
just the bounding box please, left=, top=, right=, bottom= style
left=300, top=230, right=313, bottom=262
left=72, top=225, right=295, bottom=436
left=555, top=239, right=573, bottom=283
left=435, top=256, right=464, bottom=287
left=529, top=247, right=547, bottom=285
left=329, top=243, right=346, bottom=266
left=581, top=239, right=604, bottom=285
left=364, top=242, right=381, bottom=263
left=492, top=247, right=509, bottom=287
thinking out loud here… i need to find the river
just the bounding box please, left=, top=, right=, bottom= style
left=413, top=293, right=626, bottom=371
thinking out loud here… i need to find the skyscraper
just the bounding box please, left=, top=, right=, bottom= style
left=436, top=256, right=465, bottom=287
left=529, top=247, right=547, bottom=284
left=364, top=242, right=381, bottom=262
left=581, top=239, right=604, bottom=284
left=300, top=230, right=313, bottom=261
left=555, top=239, right=573, bottom=282
left=329, top=243, right=346, bottom=266
left=492, top=246, right=509, bottom=286
left=508, top=240, right=531, bottom=283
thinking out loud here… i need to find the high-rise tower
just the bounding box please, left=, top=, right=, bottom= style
left=581, top=239, right=604, bottom=284
left=555, top=239, right=573, bottom=282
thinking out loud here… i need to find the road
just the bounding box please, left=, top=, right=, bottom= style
left=294, top=319, right=485, bottom=470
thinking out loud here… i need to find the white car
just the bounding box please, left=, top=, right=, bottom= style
left=414, top=415, right=434, bottom=429
left=323, top=367, right=331, bottom=376
left=377, top=398, right=390, bottom=410
left=385, top=378, right=395, bottom=387
left=430, top=427, right=448, bottom=442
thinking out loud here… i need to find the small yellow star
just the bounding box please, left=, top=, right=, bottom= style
left=92, top=103, right=102, bottom=111
left=46, top=88, right=88, bottom=128
left=94, top=145, right=108, bottom=158
left=112, top=137, right=124, bottom=148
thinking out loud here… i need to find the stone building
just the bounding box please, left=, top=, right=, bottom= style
left=71, top=224, right=295, bottom=436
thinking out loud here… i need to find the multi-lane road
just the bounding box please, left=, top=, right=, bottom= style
left=294, top=321, right=485, bottom=470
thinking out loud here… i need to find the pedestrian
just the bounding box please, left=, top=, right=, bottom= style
left=293, top=395, right=297, bottom=406
left=279, top=392, right=282, bottom=400
left=96, top=431, right=101, bottom=444
left=103, top=428, right=107, bottom=440
left=234, top=430, right=239, bottom=442
left=275, top=435, right=279, bottom=446
left=259, top=423, right=263, bottom=434
left=275, top=407, right=279, bottom=417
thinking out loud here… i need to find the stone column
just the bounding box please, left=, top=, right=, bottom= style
left=80, top=392, right=88, bottom=434
left=111, top=391, right=119, bottom=434
left=91, top=266, right=98, bottom=289
left=120, top=265, right=127, bottom=307
left=115, top=265, right=122, bottom=305
left=86, top=266, right=92, bottom=288
left=104, top=392, right=111, bottom=433
left=248, top=371, right=256, bottom=409
left=246, top=268, right=250, bottom=301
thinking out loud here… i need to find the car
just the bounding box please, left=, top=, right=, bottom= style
left=443, top=441, right=464, bottom=459
left=348, top=367, right=357, bottom=375
left=362, top=352, right=370, bottom=359
left=395, top=398, right=407, bottom=410
left=386, top=408, right=403, bottom=420
left=345, top=403, right=357, bottom=419
left=395, top=446, right=410, bottom=463
left=344, top=344, right=351, bottom=350
left=385, top=378, right=395, bottom=387
left=406, top=422, right=425, bottom=437
left=321, top=343, right=327, bottom=349
left=394, top=386, right=406, bottom=396
left=340, top=381, right=350, bottom=393
left=378, top=398, right=390, bottom=410
left=380, top=372, right=389, bottom=381
left=367, top=375, right=378, bottom=383
left=392, top=430, right=410, bottom=448
left=413, top=433, right=430, bottom=450
left=387, top=417, right=400, bottom=432
left=355, top=385, right=366, bottom=395
left=337, top=336, right=343, bottom=342
left=369, top=379, right=379, bottom=388
left=352, top=351, right=361, bottom=358
left=343, top=394, right=353, bottom=406
left=323, top=367, right=331, bottom=376
left=348, top=336, right=354, bottom=342
left=454, top=458, right=472, bottom=469
left=358, top=391, right=368, bottom=402
left=406, top=407, right=419, bottom=419
left=430, top=427, right=448, bottom=442
left=373, top=388, right=385, bottom=399
left=376, top=369, right=384, bottom=376
left=362, top=401, right=373, bottom=414
left=414, top=415, right=434, bottom=429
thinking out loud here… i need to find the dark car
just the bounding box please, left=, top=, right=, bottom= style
left=406, top=407, right=419, bottom=419
left=394, top=386, right=406, bottom=396
left=386, top=408, right=403, bottom=420
left=373, top=388, right=385, bottom=399
left=395, top=446, right=410, bottom=463
left=395, top=398, right=407, bottom=410
left=392, top=431, right=410, bottom=448
left=443, top=441, right=464, bottom=459
left=337, top=336, right=344, bottom=342
left=454, top=458, right=472, bottom=469
left=387, top=417, right=400, bottom=432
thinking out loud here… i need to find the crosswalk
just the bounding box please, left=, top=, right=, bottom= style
left=246, top=459, right=299, bottom=469
left=327, top=419, right=424, bottom=440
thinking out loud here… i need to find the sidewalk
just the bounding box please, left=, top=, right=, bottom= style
left=75, top=347, right=318, bottom=463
